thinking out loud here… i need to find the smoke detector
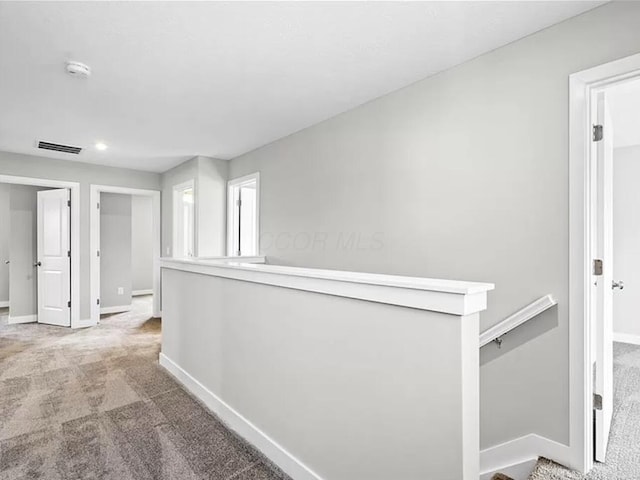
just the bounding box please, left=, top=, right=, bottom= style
left=65, top=61, right=91, bottom=78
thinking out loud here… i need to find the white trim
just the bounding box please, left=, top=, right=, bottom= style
left=8, top=314, right=37, bottom=324
left=159, top=353, right=323, bottom=480
left=132, top=289, right=153, bottom=296
left=0, top=300, right=9, bottom=308
left=569, top=52, right=640, bottom=473
left=480, top=434, right=571, bottom=477
left=227, top=172, right=260, bottom=257
left=100, top=305, right=132, bottom=315
left=161, top=258, right=494, bottom=315
left=612, top=332, right=640, bottom=346
left=479, top=294, right=557, bottom=347
left=90, top=184, right=162, bottom=325
left=0, top=174, right=80, bottom=329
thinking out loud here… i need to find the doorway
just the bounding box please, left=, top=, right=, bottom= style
left=569, top=52, right=640, bottom=474
left=90, top=185, right=161, bottom=325
left=0, top=175, right=80, bottom=328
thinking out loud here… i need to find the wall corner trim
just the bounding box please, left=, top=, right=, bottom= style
left=480, top=433, right=572, bottom=476
left=159, top=352, right=324, bottom=480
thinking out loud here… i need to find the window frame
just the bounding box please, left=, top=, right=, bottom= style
left=227, top=172, right=260, bottom=257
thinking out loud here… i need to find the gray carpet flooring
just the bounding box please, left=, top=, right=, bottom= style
left=529, top=342, right=640, bottom=479
left=0, top=297, right=290, bottom=480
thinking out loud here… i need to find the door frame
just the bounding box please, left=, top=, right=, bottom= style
left=0, top=174, right=80, bottom=328
left=569, top=52, right=640, bottom=473
left=90, top=184, right=161, bottom=324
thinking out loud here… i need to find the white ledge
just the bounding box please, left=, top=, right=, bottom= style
left=160, top=258, right=494, bottom=316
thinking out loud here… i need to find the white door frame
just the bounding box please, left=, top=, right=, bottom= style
left=569, top=52, right=640, bottom=473
left=90, top=184, right=161, bottom=324
left=0, top=174, right=80, bottom=328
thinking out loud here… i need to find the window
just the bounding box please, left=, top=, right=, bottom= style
left=227, top=173, right=259, bottom=257
left=173, top=180, right=195, bottom=258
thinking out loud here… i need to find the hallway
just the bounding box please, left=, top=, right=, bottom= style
left=0, top=296, right=289, bottom=480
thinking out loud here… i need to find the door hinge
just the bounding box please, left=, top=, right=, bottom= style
left=97, top=202, right=100, bottom=209
left=97, top=298, right=100, bottom=305
left=67, top=250, right=71, bottom=258
left=67, top=199, right=71, bottom=207
left=97, top=250, right=100, bottom=257
left=593, top=124, right=604, bottom=142
left=594, top=393, right=603, bottom=411
left=593, top=259, right=603, bottom=276
left=236, top=199, right=242, bottom=207
left=67, top=300, right=71, bottom=308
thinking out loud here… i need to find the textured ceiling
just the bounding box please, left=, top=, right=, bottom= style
left=0, top=1, right=605, bottom=172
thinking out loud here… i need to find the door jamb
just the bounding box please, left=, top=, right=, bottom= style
left=90, top=184, right=161, bottom=325
left=569, top=52, right=640, bottom=473
left=0, top=174, right=80, bottom=328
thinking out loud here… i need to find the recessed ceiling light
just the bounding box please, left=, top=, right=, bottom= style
left=95, top=142, right=108, bottom=151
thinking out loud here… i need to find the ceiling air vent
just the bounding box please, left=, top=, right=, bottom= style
left=37, top=141, right=82, bottom=155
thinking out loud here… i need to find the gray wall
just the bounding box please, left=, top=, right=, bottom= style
left=0, top=151, right=160, bottom=319
left=613, top=145, right=640, bottom=337
left=0, top=183, right=9, bottom=304
left=100, top=193, right=132, bottom=309
left=132, top=195, right=154, bottom=293
left=8, top=185, right=50, bottom=317
left=197, top=157, right=229, bottom=257
left=161, top=155, right=228, bottom=258
left=162, top=267, right=480, bottom=480
left=228, top=2, right=640, bottom=449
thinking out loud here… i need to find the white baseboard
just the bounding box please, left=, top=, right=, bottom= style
left=8, top=314, right=37, bottom=324
left=132, top=289, right=153, bottom=296
left=100, top=305, right=132, bottom=315
left=480, top=433, right=571, bottom=477
left=480, top=459, right=537, bottom=480
left=72, top=318, right=97, bottom=329
left=613, top=332, right=640, bottom=346
left=159, top=353, right=323, bottom=480
left=0, top=300, right=9, bottom=308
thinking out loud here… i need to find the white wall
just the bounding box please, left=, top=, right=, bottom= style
left=613, top=145, right=640, bottom=339
left=0, top=151, right=160, bottom=320
left=0, top=183, right=9, bottom=305
left=228, top=2, right=640, bottom=450
left=161, top=155, right=228, bottom=258
left=100, top=193, right=132, bottom=310
left=131, top=195, right=153, bottom=293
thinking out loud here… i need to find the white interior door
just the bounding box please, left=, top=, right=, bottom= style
left=593, top=91, right=614, bottom=462
left=37, top=188, right=71, bottom=327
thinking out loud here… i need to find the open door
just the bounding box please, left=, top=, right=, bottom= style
left=593, top=91, right=614, bottom=462
left=37, top=189, right=71, bottom=327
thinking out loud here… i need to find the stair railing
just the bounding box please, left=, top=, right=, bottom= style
left=479, top=294, right=557, bottom=348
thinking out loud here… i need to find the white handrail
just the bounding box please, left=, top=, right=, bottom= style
left=479, top=294, right=557, bottom=348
